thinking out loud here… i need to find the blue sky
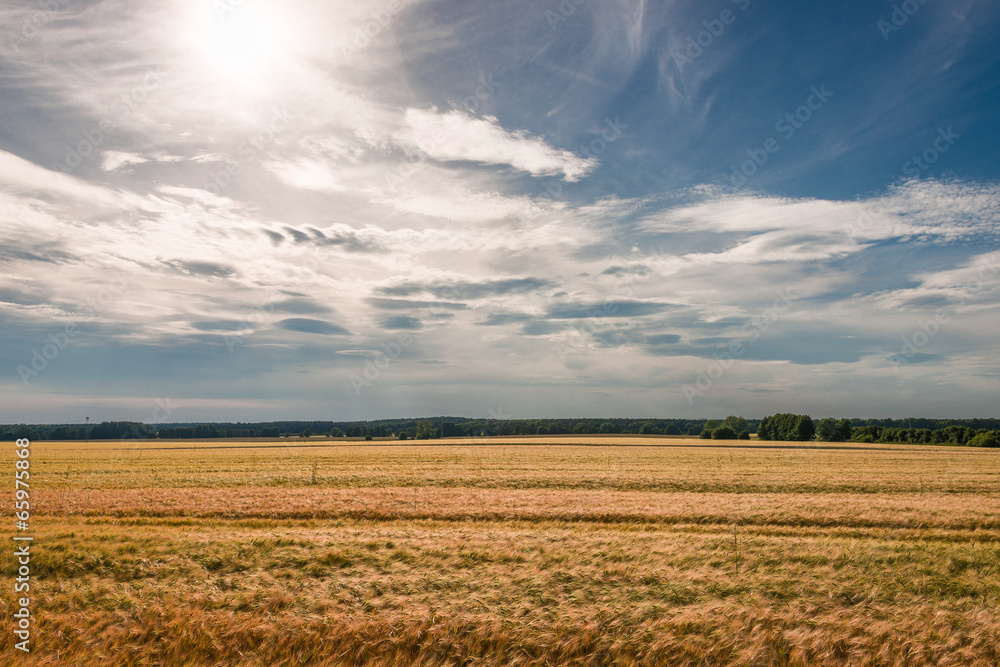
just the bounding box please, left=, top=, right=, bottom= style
left=1, top=0, right=999, bottom=423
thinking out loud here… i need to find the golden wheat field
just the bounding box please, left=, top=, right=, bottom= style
left=3, top=436, right=1000, bottom=666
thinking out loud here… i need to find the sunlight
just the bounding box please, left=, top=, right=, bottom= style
left=193, top=1, right=286, bottom=87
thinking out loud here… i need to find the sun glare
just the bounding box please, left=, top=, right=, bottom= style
left=193, top=1, right=285, bottom=85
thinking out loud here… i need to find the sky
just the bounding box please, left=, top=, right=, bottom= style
left=1, top=0, right=999, bottom=424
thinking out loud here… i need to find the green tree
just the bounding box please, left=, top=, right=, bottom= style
left=969, top=432, right=999, bottom=448
left=738, top=430, right=750, bottom=440
left=816, top=418, right=839, bottom=442
left=699, top=429, right=712, bottom=439
left=759, top=414, right=815, bottom=441
left=712, top=426, right=737, bottom=440
left=440, top=422, right=462, bottom=437
left=722, top=416, right=749, bottom=435
left=795, top=415, right=815, bottom=441
left=415, top=420, right=436, bottom=440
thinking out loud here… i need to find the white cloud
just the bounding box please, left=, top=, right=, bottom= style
left=101, top=151, right=149, bottom=171
left=866, top=250, right=1000, bottom=312
left=639, top=180, right=1000, bottom=266
left=266, top=159, right=342, bottom=191
left=401, top=109, right=597, bottom=181
left=0, top=149, right=119, bottom=206
left=377, top=191, right=542, bottom=222
left=155, top=186, right=243, bottom=210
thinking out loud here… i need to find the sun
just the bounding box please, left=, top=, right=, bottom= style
left=193, top=1, right=285, bottom=85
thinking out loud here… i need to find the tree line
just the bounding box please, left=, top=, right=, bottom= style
left=0, top=417, right=747, bottom=441
left=755, top=415, right=997, bottom=446
left=1, top=416, right=997, bottom=447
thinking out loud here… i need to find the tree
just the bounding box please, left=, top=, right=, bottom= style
left=398, top=432, right=408, bottom=440
left=300, top=429, right=313, bottom=438
left=699, top=429, right=712, bottom=439
left=795, top=415, right=815, bottom=441
left=722, top=416, right=749, bottom=435
left=816, top=418, right=838, bottom=442
left=759, top=414, right=815, bottom=441
left=712, top=427, right=736, bottom=440
left=738, top=430, right=750, bottom=440
left=969, top=432, right=999, bottom=448
left=415, top=420, right=435, bottom=440
left=90, top=421, right=154, bottom=440
left=817, top=418, right=854, bottom=442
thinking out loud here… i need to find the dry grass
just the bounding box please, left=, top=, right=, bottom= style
left=2, top=437, right=999, bottom=665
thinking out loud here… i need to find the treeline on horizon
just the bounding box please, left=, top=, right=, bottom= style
left=1, top=416, right=999, bottom=447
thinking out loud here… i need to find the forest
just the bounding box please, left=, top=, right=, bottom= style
left=2, top=416, right=998, bottom=446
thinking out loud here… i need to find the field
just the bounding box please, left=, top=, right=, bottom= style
left=3, top=436, right=1000, bottom=665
